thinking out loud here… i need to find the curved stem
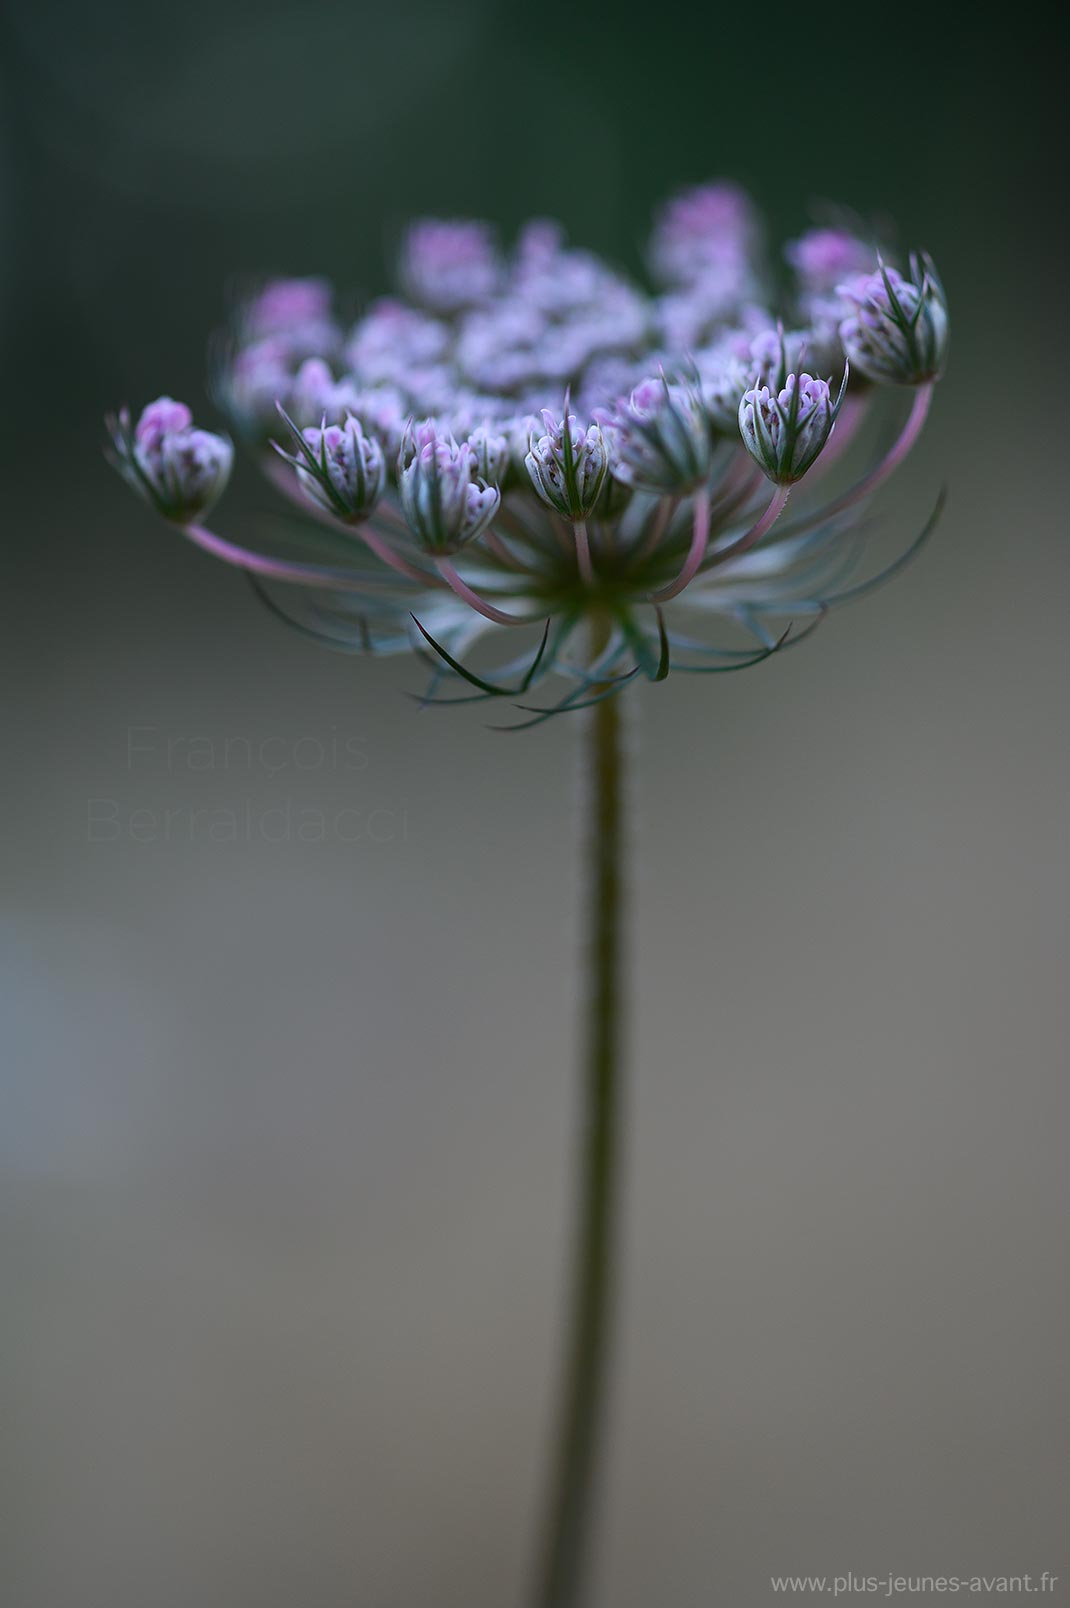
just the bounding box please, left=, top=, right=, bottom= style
left=531, top=613, right=625, bottom=1608
left=651, top=485, right=710, bottom=603
left=777, top=382, right=933, bottom=539
left=707, top=457, right=765, bottom=530
left=257, top=456, right=440, bottom=580
left=357, top=523, right=443, bottom=586
left=702, top=481, right=791, bottom=573
left=434, top=557, right=535, bottom=626
left=181, top=522, right=430, bottom=592
left=800, top=390, right=870, bottom=484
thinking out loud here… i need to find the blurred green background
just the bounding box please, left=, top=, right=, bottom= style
left=2, top=6, right=1066, bottom=1607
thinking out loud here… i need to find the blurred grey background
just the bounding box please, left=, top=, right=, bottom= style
left=1, top=5, right=1067, bottom=1606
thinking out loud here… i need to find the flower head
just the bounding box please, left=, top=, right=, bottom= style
left=525, top=404, right=610, bottom=518
left=838, top=256, right=948, bottom=385
left=238, top=278, right=341, bottom=367
left=246, top=277, right=334, bottom=338
left=786, top=228, right=873, bottom=293
left=400, top=219, right=503, bottom=313
left=107, top=398, right=233, bottom=522
left=465, top=424, right=510, bottom=486
left=738, top=370, right=846, bottom=485
left=278, top=413, right=386, bottom=523
left=398, top=426, right=500, bottom=553
left=608, top=375, right=712, bottom=493
left=289, top=358, right=363, bottom=427
left=109, top=186, right=947, bottom=725
left=650, top=181, right=760, bottom=289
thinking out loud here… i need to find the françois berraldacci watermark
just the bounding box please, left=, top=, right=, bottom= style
left=86, top=726, right=409, bottom=846
left=769, top=1575, right=1060, bottom=1597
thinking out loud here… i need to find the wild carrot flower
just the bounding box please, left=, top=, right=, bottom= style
left=838, top=257, right=949, bottom=385
left=739, top=370, right=847, bottom=485
left=399, top=425, right=500, bottom=554
left=786, top=227, right=874, bottom=293
left=607, top=375, right=712, bottom=494
left=401, top=218, right=504, bottom=313
left=525, top=406, right=611, bottom=519
left=109, top=185, right=947, bottom=724
left=106, top=399, right=233, bottom=523
left=103, top=181, right=951, bottom=1608
left=278, top=414, right=386, bottom=523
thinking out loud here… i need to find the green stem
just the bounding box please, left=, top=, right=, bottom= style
left=531, top=617, right=625, bottom=1608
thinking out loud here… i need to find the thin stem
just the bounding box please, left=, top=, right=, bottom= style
left=702, top=481, right=791, bottom=573
left=651, top=485, right=710, bottom=603
left=776, top=382, right=933, bottom=539
left=800, top=390, right=870, bottom=484
left=531, top=612, right=624, bottom=1608
left=255, top=458, right=443, bottom=585
left=434, top=557, right=534, bottom=625
left=707, top=456, right=764, bottom=530
left=358, top=523, right=444, bottom=586
left=181, top=522, right=429, bottom=592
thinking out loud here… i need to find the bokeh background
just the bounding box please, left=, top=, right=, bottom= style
left=2, top=5, right=1066, bottom=1606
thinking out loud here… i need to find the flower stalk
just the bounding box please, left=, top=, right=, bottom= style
left=532, top=612, right=625, bottom=1608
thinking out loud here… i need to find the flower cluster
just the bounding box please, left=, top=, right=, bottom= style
left=398, top=424, right=500, bottom=553
left=107, top=398, right=233, bottom=523
left=739, top=369, right=847, bottom=485
left=277, top=414, right=386, bottom=523
left=108, top=185, right=946, bottom=726
left=838, top=256, right=949, bottom=385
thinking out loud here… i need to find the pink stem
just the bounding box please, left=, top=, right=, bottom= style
left=802, top=391, right=870, bottom=483
left=780, top=382, right=933, bottom=537
left=703, top=482, right=792, bottom=572
left=651, top=487, right=711, bottom=603
left=357, top=523, right=443, bottom=586
left=435, top=558, right=535, bottom=626
left=701, top=456, right=767, bottom=541
left=257, top=452, right=437, bottom=584
left=181, top=522, right=426, bottom=592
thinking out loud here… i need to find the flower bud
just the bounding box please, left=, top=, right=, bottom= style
left=650, top=181, right=760, bottom=288
left=107, top=398, right=234, bottom=522
left=217, top=338, right=294, bottom=437
left=343, top=387, right=409, bottom=462
left=239, top=278, right=340, bottom=362
left=400, top=219, right=503, bottom=313
left=609, top=375, right=712, bottom=493
left=524, top=405, right=610, bottom=519
left=465, top=425, right=510, bottom=485
left=695, top=328, right=801, bottom=434
left=289, top=358, right=362, bottom=426
left=346, top=300, right=450, bottom=384
left=785, top=228, right=873, bottom=294
left=694, top=349, right=751, bottom=433
left=289, top=415, right=386, bottom=523
left=738, top=371, right=846, bottom=485
left=246, top=277, right=333, bottom=338
left=837, top=256, right=948, bottom=385
left=398, top=426, right=500, bottom=553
